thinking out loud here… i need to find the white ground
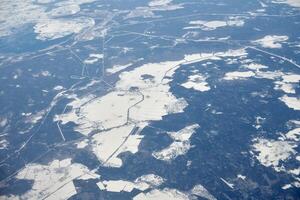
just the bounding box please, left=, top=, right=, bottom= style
left=224, top=71, right=255, bottom=80
left=279, top=95, right=300, bottom=110
left=181, top=74, right=210, bottom=92
left=97, top=174, right=164, bottom=192
left=153, top=124, right=199, bottom=161
left=2, top=158, right=100, bottom=200
left=133, top=183, right=216, bottom=200
left=274, top=0, right=300, bottom=8
left=252, top=122, right=300, bottom=188
left=184, top=17, right=245, bottom=31
left=34, top=18, right=95, bottom=41
left=84, top=54, right=103, bottom=64
left=253, top=138, right=296, bottom=170
left=252, top=35, right=288, bottom=48
left=91, top=124, right=145, bottom=167
left=106, top=63, right=133, bottom=74
left=54, top=48, right=249, bottom=169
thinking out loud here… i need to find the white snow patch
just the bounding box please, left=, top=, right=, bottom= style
left=56, top=91, right=141, bottom=135
left=273, top=74, right=300, bottom=94
left=48, top=4, right=80, bottom=17
left=224, top=71, right=255, bottom=80
left=252, top=138, right=296, bottom=171
left=133, top=188, right=189, bottom=200
left=273, top=0, right=300, bottom=8
left=0, top=139, right=8, bottom=150
left=255, top=70, right=284, bottom=80
left=106, top=63, right=132, bottom=74
left=185, top=17, right=244, bottom=31
left=281, top=74, right=300, bottom=83
left=84, top=54, right=103, bottom=64
left=97, top=174, right=164, bottom=193
left=0, top=0, right=96, bottom=38
left=237, top=174, right=246, bottom=180
left=0, top=117, right=8, bottom=127
left=289, top=168, right=300, bottom=176
left=149, top=0, right=173, bottom=7
left=34, top=18, right=95, bottom=40
left=148, top=0, right=183, bottom=11
left=92, top=124, right=145, bottom=168
left=181, top=74, right=210, bottom=92
left=55, top=48, right=247, bottom=168
left=252, top=35, right=288, bottom=48
left=274, top=81, right=296, bottom=94
left=135, top=174, right=165, bottom=187
left=153, top=124, right=199, bottom=161
left=191, top=184, right=217, bottom=200
left=285, top=127, right=300, bottom=141
left=185, top=20, right=227, bottom=30
left=282, top=184, right=292, bottom=190
left=133, top=184, right=215, bottom=200
left=100, top=180, right=144, bottom=192
left=1, top=158, right=99, bottom=200
left=243, top=63, right=268, bottom=71
left=253, top=116, right=266, bottom=129
left=76, top=139, right=89, bottom=149
left=89, top=53, right=103, bottom=59
left=279, top=95, right=300, bottom=110
left=53, top=85, right=64, bottom=91
left=56, top=48, right=247, bottom=136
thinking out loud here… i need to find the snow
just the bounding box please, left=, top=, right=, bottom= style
left=133, top=184, right=216, bottom=200
left=106, top=63, right=132, bottom=74
left=281, top=74, right=300, bottom=83
left=274, top=81, right=295, bottom=94
left=97, top=174, right=164, bottom=192
left=0, top=139, right=8, bottom=150
left=224, top=71, right=255, bottom=80
left=191, top=184, right=217, bottom=200
left=243, top=63, right=268, bottom=71
left=181, top=74, right=210, bottom=92
left=92, top=124, right=145, bottom=167
left=100, top=180, right=142, bottom=192
left=2, top=158, right=100, bottom=200
left=48, top=4, right=80, bottom=17
left=34, top=18, right=95, bottom=40
left=285, top=127, right=300, bottom=141
left=252, top=120, right=300, bottom=189
left=0, top=0, right=97, bottom=38
left=129, top=86, right=188, bottom=122
left=133, top=189, right=189, bottom=200
left=56, top=91, right=141, bottom=135
left=252, top=138, right=296, bottom=171
left=252, top=35, right=288, bottom=48
left=153, top=124, right=199, bottom=161
left=279, top=95, right=300, bottom=110
left=149, top=0, right=173, bottom=7
left=56, top=48, right=247, bottom=136
left=186, top=20, right=227, bottom=30
left=76, top=139, right=89, bottom=149
left=237, top=174, right=246, bottom=180
left=273, top=0, right=300, bottom=8
left=135, top=174, right=165, bottom=187
left=148, top=0, right=183, bottom=11
left=84, top=54, right=103, bottom=64
left=185, top=17, right=245, bottom=31
left=54, top=48, right=248, bottom=168
left=53, top=85, right=64, bottom=91
left=282, top=184, right=292, bottom=190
